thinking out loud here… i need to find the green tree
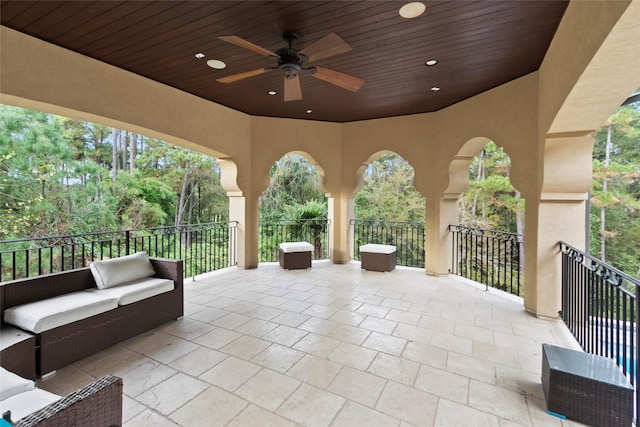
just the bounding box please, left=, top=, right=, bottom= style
left=354, top=154, right=425, bottom=222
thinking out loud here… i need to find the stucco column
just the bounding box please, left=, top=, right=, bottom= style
left=227, top=194, right=259, bottom=269
left=425, top=194, right=459, bottom=275
left=524, top=132, right=594, bottom=318
left=328, top=193, right=351, bottom=263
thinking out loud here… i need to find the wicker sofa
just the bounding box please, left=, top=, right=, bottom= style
left=0, top=253, right=183, bottom=377
left=1, top=367, right=122, bottom=426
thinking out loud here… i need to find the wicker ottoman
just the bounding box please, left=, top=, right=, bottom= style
left=359, top=244, right=397, bottom=272
left=542, top=343, right=633, bottom=426
left=279, top=242, right=314, bottom=270
left=0, top=326, right=37, bottom=380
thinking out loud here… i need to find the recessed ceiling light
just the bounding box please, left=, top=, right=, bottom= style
left=195, top=53, right=205, bottom=59
left=268, top=91, right=277, bottom=96
left=306, top=109, right=313, bottom=114
left=425, top=59, right=438, bottom=66
left=399, top=2, right=426, bottom=18
left=430, top=86, right=441, bottom=91
left=206, top=59, right=226, bottom=69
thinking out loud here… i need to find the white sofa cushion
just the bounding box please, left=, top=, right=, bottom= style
left=89, top=251, right=156, bottom=289
left=0, top=389, right=60, bottom=421
left=3, top=292, right=118, bottom=334
left=0, top=367, right=34, bottom=401
left=359, top=244, right=397, bottom=254
left=279, top=242, right=314, bottom=253
left=88, top=277, right=174, bottom=305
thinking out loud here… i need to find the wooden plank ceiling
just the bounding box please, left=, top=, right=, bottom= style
left=0, top=1, right=569, bottom=123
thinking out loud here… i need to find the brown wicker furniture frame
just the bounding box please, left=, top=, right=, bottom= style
left=279, top=249, right=312, bottom=270
left=12, top=375, right=122, bottom=427
left=0, top=327, right=36, bottom=380
left=542, top=343, right=633, bottom=427
left=359, top=244, right=397, bottom=272
left=0, top=258, right=183, bottom=377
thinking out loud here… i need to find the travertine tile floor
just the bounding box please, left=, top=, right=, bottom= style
left=38, top=261, right=589, bottom=426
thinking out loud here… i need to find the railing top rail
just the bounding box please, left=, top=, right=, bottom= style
left=559, top=241, right=640, bottom=290
left=0, top=221, right=238, bottom=246
left=350, top=219, right=425, bottom=226
left=449, top=224, right=524, bottom=240
left=260, top=219, right=331, bottom=224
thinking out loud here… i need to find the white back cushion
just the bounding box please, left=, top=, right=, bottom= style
left=0, top=367, right=35, bottom=401
left=88, top=277, right=174, bottom=306
left=89, top=251, right=155, bottom=289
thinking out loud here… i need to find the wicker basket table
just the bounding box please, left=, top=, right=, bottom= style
left=279, top=242, right=313, bottom=270
left=542, top=343, right=633, bottom=427
left=0, top=326, right=36, bottom=380
left=359, top=244, right=397, bottom=272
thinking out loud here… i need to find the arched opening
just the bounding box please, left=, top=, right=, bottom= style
left=448, top=138, right=524, bottom=295
left=351, top=152, right=426, bottom=268
left=258, top=152, right=328, bottom=263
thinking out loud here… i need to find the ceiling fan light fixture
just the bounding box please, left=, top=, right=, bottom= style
left=399, top=2, right=426, bottom=19
left=207, top=59, right=226, bottom=69
left=425, top=59, right=438, bottom=66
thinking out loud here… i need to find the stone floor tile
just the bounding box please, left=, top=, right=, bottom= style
left=401, top=341, right=448, bottom=369
left=126, top=409, right=179, bottom=426
left=385, top=309, right=421, bottom=325
left=360, top=316, right=398, bottom=334
left=430, top=331, right=473, bottom=356
left=293, top=333, right=341, bottom=357
left=327, top=324, right=371, bottom=345
left=357, top=303, right=392, bottom=318
left=220, top=335, right=272, bottom=360
left=446, top=352, right=497, bottom=384
left=246, top=305, right=284, bottom=320
left=199, top=356, right=261, bottom=391
left=454, top=322, right=495, bottom=344
left=122, top=394, right=146, bottom=423
left=262, top=324, right=309, bottom=346
left=376, top=381, right=438, bottom=426
left=332, top=401, right=401, bottom=427
left=271, top=311, right=311, bottom=327
left=118, top=359, right=177, bottom=397
left=136, top=372, right=209, bottom=415
left=170, top=386, right=248, bottom=427
left=414, top=365, right=469, bottom=404
left=287, top=354, right=342, bottom=389
left=278, top=299, right=314, bottom=312
left=367, top=353, right=420, bottom=386
left=194, top=327, right=242, bottom=350
left=327, top=366, right=387, bottom=407
left=277, top=383, right=346, bottom=427
left=225, top=301, right=261, bottom=314
left=235, top=368, right=301, bottom=411
left=434, top=399, right=500, bottom=427
left=329, top=309, right=366, bottom=326
left=362, top=331, right=408, bottom=356
left=302, top=304, right=339, bottom=319
left=393, top=323, right=433, bottom=345
left=233, top=318, right=278, bottom=338
left=298, top=317, right=340, bottom=335
left=474, top=341, right=521, bottom=368
left=188, top=307, right=229, bottom=323
left=251, top=343, right=305, bottom=372
left=212, top=313, right=252, bottom=329
left=328, top=341, right=378, bottom=371
left=354, top=294, right=385, bottom=305
left=494, top=331, right=539, bottom=354
left=468, top=380, right=532, bottom=426
left=72, top=345, right=147, bottom=379
left=380, top=298, right=412, bottom=311
left=169, top=346, right=228, bottom=377
left=227, top=404, right=296, bottom=427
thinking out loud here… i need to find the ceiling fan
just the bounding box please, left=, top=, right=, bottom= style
left=216, top=31, right=364, bottom=101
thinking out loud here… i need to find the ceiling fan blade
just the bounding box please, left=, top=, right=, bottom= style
left=310, top=67, right=364, bottom=92
left=218, top=35, right=278, bottom=57
left=216, top=68, right=268, bottom=84
left=284, top=75, right=302, bottom=102
left=299, top=32, right=352, bottom=63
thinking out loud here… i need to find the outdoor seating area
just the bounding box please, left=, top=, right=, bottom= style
left=0, top=253, right=184, bottom=377
left=20, top=261, right=589, bottom=426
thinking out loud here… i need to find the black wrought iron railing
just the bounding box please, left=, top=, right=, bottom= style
left=560, top=241, right=638, bottom=420
left=0, top=222, right=238, bottom=282
left=449, top=225, right=524, bottom=296
left=258, top=219, right=330, bottom=262
left=351, top=219, right=425, bottom=268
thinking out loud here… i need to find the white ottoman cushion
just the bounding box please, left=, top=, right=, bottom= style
left=89, top=251, right=156, bottom=289
left=88, top=277, right=174, bottom=305
left=3, top=292, right=118, bottom=334
left=0, top=367, right=35, bottom=401
left=279, top=242, right=314, bottom=253
left=0, top=389, right=60, bottom=421
left=359, top=244, right=397, bottom=254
